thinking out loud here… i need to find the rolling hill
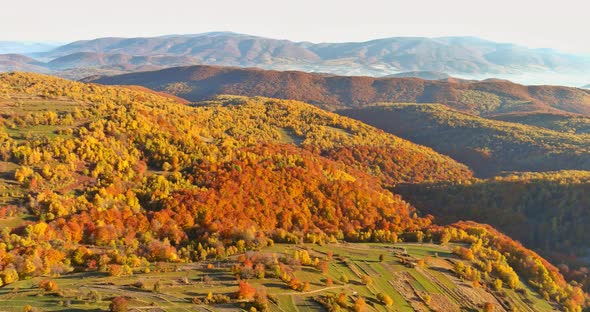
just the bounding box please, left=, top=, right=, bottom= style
left=0, top=72, right=471, bottom=238
left=396, top=171, right=590, bottom=292
left=493, top=112, right=590, bottom=134
left=86, top=64, right=590, bottom=116
left=338, top=103, right=590, bottom=177
left=45, top=52, right=196, bottom=70
left=0, top=72, right=584, bottom=311
left=0, top=52, right=201, bottom=80
left=0, top=54, right=50, bottom=73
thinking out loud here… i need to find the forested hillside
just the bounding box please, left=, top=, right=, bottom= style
left=0, top=73, right=584, bottom=311
left=0, top=73, right=471, bottom=238
left=493, top=112, right=590, bottom=134
left=85, top=65, right=590, bottom=116
left=339, top=104, right=590, bottom=176
left=396, top=171, right=590, bottom=291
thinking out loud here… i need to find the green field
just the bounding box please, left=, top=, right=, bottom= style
left=0, top=242, right=558, bottom=312
left=276, top=128, right=305, bottom=145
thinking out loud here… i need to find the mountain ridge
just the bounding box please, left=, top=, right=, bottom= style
left=85, top=64, right=590, bottom=117
left=0, top=53, right=50, bottom=73
left=1, top=32, right=589, bottom=85
left=40, top=33, right=589, bottom=75
left=338, top=103, right=590, bottom=176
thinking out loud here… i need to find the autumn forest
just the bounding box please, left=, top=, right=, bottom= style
left=0, top=70, right=586, bottom=312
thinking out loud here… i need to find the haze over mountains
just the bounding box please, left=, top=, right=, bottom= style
left=386, top=71, right=452, bottom=80
left=0, top=53, right=50, bottom=73
left=0, top=41, right=61, bottom=54
left=1, top=32, right=589, bottom=85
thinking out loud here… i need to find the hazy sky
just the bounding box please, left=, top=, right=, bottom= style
left=2, top=0, right=589, bottom=54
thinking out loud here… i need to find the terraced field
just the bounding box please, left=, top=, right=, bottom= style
left=0, top=243, right=558, bottom=311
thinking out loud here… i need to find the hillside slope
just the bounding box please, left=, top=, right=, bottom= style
left=86, top=65, right=590, bottom=116
left=0, top=73, right=583, bottom=310
left=0, top=54, right=50, bottom=73
left=396, top=171, right=590, bottom=290
left=493, top=112, right=590, bottom=134
left=0, top=72, right=433, bottom=267
left=45, top=52, right=200, bottom=70
left=338, top=104, right=590, bottom=177
left=0, top=72, right=469, bottom=238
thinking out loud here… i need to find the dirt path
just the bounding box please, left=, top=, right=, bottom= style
left=82, top=284, right=194, bottom=312
left=275, top=285, right=349, bottom=296
left=389, top=272, right=430, bottom=312
left=416, top=267, right=473, bottom=311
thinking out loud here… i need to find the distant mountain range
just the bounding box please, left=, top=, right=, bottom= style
left=584, top=84, right=590, bottom=89
left=85, top=65, right=590, bottom=117
left=386, top=71, right=452, bottom=80
left=0, top=41, right=60, bottom=54
left=1, top=32, right=589, bottom=85
left=0, top=54, right=50, bottom=73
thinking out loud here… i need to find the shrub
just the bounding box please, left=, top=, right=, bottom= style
left=237, top=281, right=257, bottom=300
left=39, top=279, right=58, bottom=291
left=377, top=292, right=394, bottom=306
left=109, top=296, right=128, bottom=312
left=354, top=297, right=366, bottom=312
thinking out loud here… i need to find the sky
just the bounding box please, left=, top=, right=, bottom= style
left=1, top=0, right=589, bottom=54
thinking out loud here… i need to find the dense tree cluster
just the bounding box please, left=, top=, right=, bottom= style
left=494, top=113, right=590, bottom=135
left=322, top=145, right=471, bottom=185
left=163, top=144, right=430, bottom=239
left=0, top=73, right=436, bottom=280
left=341, top=104, right=590, bottom=177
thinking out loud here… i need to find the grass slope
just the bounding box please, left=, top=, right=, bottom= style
left=0, top=243, right=558, bottom=312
